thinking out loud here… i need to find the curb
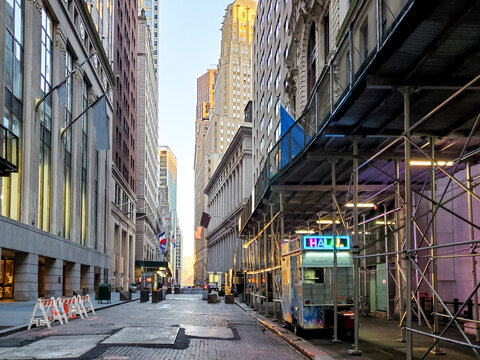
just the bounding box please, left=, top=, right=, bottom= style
left=234, top=300, right=334, bottom=360
left=0, top=297, right=140, bottom=338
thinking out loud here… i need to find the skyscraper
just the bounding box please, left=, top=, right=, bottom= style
left=195, top=0, right=257, bottom=284
left=158, top=146, right=180, bottom=284
left=111, top=0, right=138, bottom=290
left=138, top=0, right=160, bottom=74
left=194, top=69, right=217, bottom=285
left=136, top=10, right=159, bottom=263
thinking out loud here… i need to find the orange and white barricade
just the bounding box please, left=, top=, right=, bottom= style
left=61, top=295, right=86, bottom=319
left=28, top=297, right=64, bottom=330
left=55, top=297, right=71, bottom=324
left=78, top=294, right=95, bottom=315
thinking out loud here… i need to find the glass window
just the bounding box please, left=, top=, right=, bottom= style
left=2, top=0, right=23, bottom=220
left=38, top=6, right=53, bottom=232
left=63, top=50, right=73, bottom=239
left=304, top=268, right=325, bottom=284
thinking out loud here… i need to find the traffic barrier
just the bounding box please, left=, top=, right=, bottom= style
left=27, top=295, right=96, bottom=330
left=28, top=297, right=64, bottom=330
left=78, top=294, right=96, bottom=316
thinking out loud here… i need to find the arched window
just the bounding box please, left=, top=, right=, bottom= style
left=307, top=23, right=317, bottom=95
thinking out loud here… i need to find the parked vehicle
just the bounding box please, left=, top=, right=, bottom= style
left=281, top=235, right=355, bottom=335
left=207, top=272, right=223, bottom=293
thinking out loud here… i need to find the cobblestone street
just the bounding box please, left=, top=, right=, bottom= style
left=0, top=294, right=306, bottom=360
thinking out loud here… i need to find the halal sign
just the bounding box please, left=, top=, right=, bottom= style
left=303, top=235, right=350, bottom=251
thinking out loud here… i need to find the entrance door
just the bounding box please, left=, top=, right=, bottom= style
left=0, top=258, right=14, bottom=300
left=376, top=263, right=387, bottom=311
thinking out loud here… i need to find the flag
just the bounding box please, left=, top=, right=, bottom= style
left=194, top=226, right=202, bottom=240
left=92, top=95, right=109, bottom=150
left=158, top=232, right=167, bottom=254
left=170, top=234, right=175, bottom=244
left=57, top=81, right=67, bottom=108
left=162, top=214, right=171, bottom=228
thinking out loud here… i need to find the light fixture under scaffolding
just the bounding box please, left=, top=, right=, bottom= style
left=410, top=160, right=454, bottom=166
left=316, top=220, right=341, bottom=224
left=345, top=203, right=376, bottom=208
left=295, top=229, right=315, bottom=234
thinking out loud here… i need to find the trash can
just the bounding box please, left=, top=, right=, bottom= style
left=97, top=284, right=111, bottom=303
left=152, top=291, right=160, bottom=303
left=140, top=290, right=150, bottom=303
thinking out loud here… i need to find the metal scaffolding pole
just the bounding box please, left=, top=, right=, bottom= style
left=403, top=88, right=413, bottom=360
left=332, top=161, right=341, bottom=343
left=384, top=203, right=391, bottom=320
left=395, top=160, right=406, bottom=342
left=467, top=161, right=480, bottom=341
left=430, top=138, right=444, bottom=355
left=264, top=212, right=269, bottom=316
left=349, top=136, right=362, bottom=356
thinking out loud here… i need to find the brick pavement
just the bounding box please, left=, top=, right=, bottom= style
left=0, top=294, right=306, bottom=360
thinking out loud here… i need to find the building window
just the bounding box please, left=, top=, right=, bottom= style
left=323, top=14, right=330, bottom=63
left=260, top=136, right=265, bottom=151
left=267, top=118, right=272, bottom=136
left=360, top=18, right=369, bottom=61
left=2, top=0, right=23, bottom=220
left=275, top=124, right=281, bottom=143
left=63, top=50, right=73, bottom=239
left=81, top=82, right=88, bottom=245
left=307, top=22, right=317, bottom=95
left=38, top=7, right=53, bottom=232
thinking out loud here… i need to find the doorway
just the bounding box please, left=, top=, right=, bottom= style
left=0, top=257, right=14, bottom=300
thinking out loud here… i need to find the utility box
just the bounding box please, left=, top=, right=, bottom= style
left=97, top=284, right=111, bottom=303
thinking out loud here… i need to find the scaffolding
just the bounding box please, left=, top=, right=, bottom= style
left=238, top=0, right=480, bottom=358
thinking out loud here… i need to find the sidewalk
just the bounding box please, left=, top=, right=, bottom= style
left=235, top=298, right=480, bottom=360
left=0, top=293, right=304, bottom=359
left=0, top=292, right=140, bottom=337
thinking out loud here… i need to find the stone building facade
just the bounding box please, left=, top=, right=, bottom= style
left=205, top=125, right=252, bottom=287
left=0, top=0, right=115, bottom=300
left=252, top=0, right=292, bottom=181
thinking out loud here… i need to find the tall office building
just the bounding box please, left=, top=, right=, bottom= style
left=158, top=146, right=179, bottom=283
left=138, top=0, right=160, bottom=74
left=111, top=0, right=138, bottom=290
left=195, top=0, right=257, bottom=284
left=194, top=69, right=217, bottom=285
left=252, top=0, right=292, bottom=181
left=136, top=10, right=159, bottom=263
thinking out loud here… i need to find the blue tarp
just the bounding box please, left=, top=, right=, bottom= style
left=279, top=106, right=309, bottom=169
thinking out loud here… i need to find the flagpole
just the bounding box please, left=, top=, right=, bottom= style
left=35, top=51, right=97, bottom=111
left=60, top=92, right=107, bottom=138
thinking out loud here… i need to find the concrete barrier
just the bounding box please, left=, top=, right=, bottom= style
left=208, top=292, right=219, bottom=303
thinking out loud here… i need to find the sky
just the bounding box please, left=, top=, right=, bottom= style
left=158, top=2, right=231, bottom=260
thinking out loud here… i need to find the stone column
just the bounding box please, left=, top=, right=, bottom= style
left=81, top=265, right=94, bottom=293
left=44, top=258, right=63, bottom=299
left=63, top=262, right=80, bottom=296
left=14, top=253, right=38, bottom=301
